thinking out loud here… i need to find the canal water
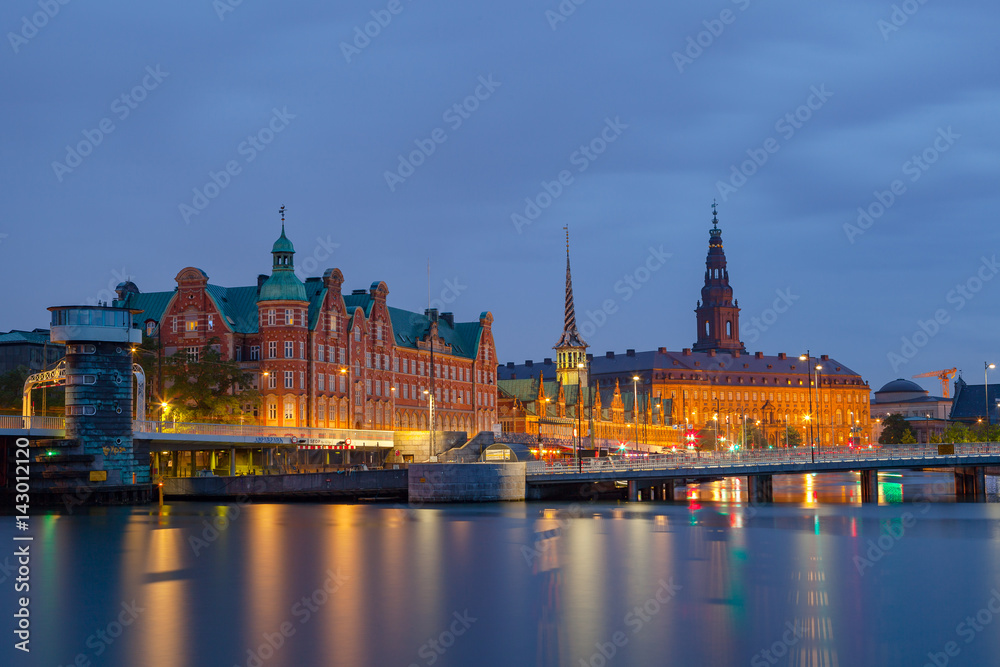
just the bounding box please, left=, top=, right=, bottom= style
left=5, top=471, right=1000, bottom=667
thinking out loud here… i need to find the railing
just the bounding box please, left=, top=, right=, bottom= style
left=132, top=420, right=393, bottom=441
left=525, top=444, right=1000, bottom=476
left=0, top=415, right=66, bottom=431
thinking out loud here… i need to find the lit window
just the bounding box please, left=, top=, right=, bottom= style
left=186, top=319, right=197, bottom=332
left=268, top=403, right=277, bottom=420
left=285, top=309, right=294, bottom=325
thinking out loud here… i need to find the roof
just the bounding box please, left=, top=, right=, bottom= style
left=499, top=349, right=865, bottom=382
left=272, top=225, right=294, bottom=253
left=258, top=271, right=307, bottom=302
left=0, top=329, right=55, bottom=345
left=950, top=378, right=1000, bottom=422
left=498, top=377, right=671, bottom=420
left=120, top=290, right=174, bottom=327
left=876, top=379, right=925, bottom=394
left=388, top=307, right=483, bottom=360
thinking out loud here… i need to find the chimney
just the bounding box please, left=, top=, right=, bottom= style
left=683, top=348, right=692, bottom=356
left=506, top=362, right=515, bottom=369
left=778, top=352, right=786, bottom=360
left=525, top=360, right=533, bottom=367
left=440, top=312, right=454, bottom=327
left=708, top=350, right=716, bottom=357
left=733, top=350, right=740, bottom=357
left=658, top=347, right=667, bottom=354
left=821, top=354, right=830, bottom=361
left=543, top=357, right=552, bottom=365
left=257, top=274, right=268, bottom=294
left=424, top=308, right=439, bottom=321
left=626, top=349, right=635, bottom=357
left=606, top=351, right=615, bottom=359
left=755, top=351, right=764, bottom=359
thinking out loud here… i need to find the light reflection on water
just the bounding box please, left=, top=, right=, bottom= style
left=10, top=472, right=1000, bottom=667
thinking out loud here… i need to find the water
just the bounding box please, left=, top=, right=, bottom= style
left=5, top=471, right=1000, bottom=667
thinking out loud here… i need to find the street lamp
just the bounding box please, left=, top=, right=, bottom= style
left=423, top=389, right=435, bottom=461
left=713, top=413, right=718, bottom=451
left=814, top=363, right=823, bottom=456
left=799, top=352, right=814, bottom=453
left=577, top=362, right=585, bottom=470
left=985, top=362, right=996, bottom=444
left=632, top=375, right=640, bottom=453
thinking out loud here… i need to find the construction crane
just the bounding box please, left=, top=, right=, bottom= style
left=912, top=368, right=958, bottom=398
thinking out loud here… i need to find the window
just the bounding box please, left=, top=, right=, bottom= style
left=318, top=345, right=325, bottom=362
left=374, top=354, right=380, bottom=370
left=318, top=375, right=325, bottom=391
left=419, top=361, right=425, bottom=375
left=375, top=381, right=381, bottom=396
left=235, top=347, right=242, bottom=361
left=268, top=373, right=277, bottom=389
left=187, top=346, right=199, bottom=362
left=329, top=314, right=337, bottom=333
left=186, top=319, right=197, bottom=332
left=285, top=309, right=294, bottom=325
left=366, top=353, right=372, bottom=368
left=318, top=403, right=325, bottom=421
left=300, top=372, right=304, bottom=389
left=300, top=342, right=304, bottom=359
left=385, top=381, right=390, bottom=396
left=354, top=328, right=360, bottom=342
left=338, top=348, right=346, bottom=364
left=171, top=317, right=177, bottom=333
left=366, top=379, right=372, bottom=395
left=268, top=402, right=277, bottom=420
left=376, top=323, right=383, bottom=341
left=402, top=359, right=408, bottom=374
left=403, top=385, right=408, bottom=399
left=284, top=371, right=293, bottom=389
left=268, top=341, right=277, bottom=359
left=284, top=400, right=294, bottom=421
left=268, top=309, right=276, bottom=326
left=285, top=341, right=293, bottom=358
left=208, top=315, right=214, bottom=331
left=339, top=375, right=346, bottom=392
left=394, top=357, right=399, bottom=372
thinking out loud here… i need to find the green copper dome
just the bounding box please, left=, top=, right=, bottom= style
left=259, top=271, right=307, bottom=302
left=272, top=225, right=295, bottom=253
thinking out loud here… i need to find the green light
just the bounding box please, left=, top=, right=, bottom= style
left=46, top=450, right=57, bottom=457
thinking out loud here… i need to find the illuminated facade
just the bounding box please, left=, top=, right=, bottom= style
left=116, top=220, right=498, bottom=434
left=499, top=208, right=872, bottom=448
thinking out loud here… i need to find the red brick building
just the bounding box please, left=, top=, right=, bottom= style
left=116, top=223, right=498, bottom=433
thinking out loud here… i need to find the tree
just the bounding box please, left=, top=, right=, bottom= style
left=161, top=338, right=259, bottom=423
left=0, top=366, right=64, bottom=416
left=942, top=423, right=971, bottom=443
left=784, top=426, right=803, bottom=447
left=879, top=413, right=916, bottom=445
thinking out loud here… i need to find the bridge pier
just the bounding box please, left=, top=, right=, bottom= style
left=662, top=480, right=675, bottom=501
left=229, top=448, right=236, bottom=476
left=860, top=470, right=878, bottom=504
left=955, top=466, right=986, bottom=502
left=746, top=474, right=773, bottom=504
left=627, top=480, right=638, bottom=502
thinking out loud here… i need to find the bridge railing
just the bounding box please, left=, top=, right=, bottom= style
left=525, top=444, right=1000, bottom=476
left=132, top=419, right=392, bottom=442
left=0, top=415, right=65, bottom=431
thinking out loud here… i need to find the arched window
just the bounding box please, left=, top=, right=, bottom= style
left=726, top=321, right=732, bottom=338
left=704, top=321, right=710, bottom=337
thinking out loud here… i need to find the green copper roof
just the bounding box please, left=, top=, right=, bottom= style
left=258, top=270, right=307, bottom=302
left=272, top=225, right=295, bottom=254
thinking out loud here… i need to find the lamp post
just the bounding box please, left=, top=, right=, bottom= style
left=577, top=362, right=586, bottom=470
left=985, top=362, right=995, bottom=444
left=785, top=413, right=789, bottom=447
left=799, top=351, right=815, bottom=453
left=814, top=363, right=823, bottom=457
left=423, top=389, right=435, bottom=461
left=632, top=375, right=640, bottom=454
left=713, top=412, right=718, bottom=451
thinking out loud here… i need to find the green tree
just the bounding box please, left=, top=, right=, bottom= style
left=900, top=430, right=917, bottom=444
left=942, top=423, right=971, bottom=443
left=879, top=413, right=916, bottom=445
left=784, top=426, right=803, bottom=447
left=0, top=366, right=64, bottom=416
left=161, top=338, right=259, bottom=423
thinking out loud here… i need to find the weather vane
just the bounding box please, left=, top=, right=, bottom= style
left=279, top=205, right=285, bottom=222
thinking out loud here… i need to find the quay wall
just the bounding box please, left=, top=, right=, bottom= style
left=408, top=462, right=526, bottom=502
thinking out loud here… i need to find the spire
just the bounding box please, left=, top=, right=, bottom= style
left=693, top=201, right=745, bottom=353
left=554, top=225, right=587, bottom=349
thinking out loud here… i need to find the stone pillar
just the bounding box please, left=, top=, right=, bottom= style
left=663, top=479, right=675, bottom=501
left=955, top=467, right=986, bottom=502
left=229, top=448, right=236, bottom=476
left=747, top=474, right=773, bottom=504
left=860, top=469, right=878, bottom=504
left=627, top=480, right=638, bottom=502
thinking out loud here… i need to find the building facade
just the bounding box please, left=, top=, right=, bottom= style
left=870, top=378, right=951, bottom=443
left=116, top=222, right=498, bottom=434
left=499, top=208, right=872, bottom=448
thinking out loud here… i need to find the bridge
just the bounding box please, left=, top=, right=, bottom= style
left=525, top=444, right=1000, bottom=503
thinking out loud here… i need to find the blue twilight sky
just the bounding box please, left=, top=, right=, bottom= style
left=1, top=0, right=997, bottom=393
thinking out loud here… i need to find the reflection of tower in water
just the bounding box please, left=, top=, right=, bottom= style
left=531, top=517, right=565, bottom=666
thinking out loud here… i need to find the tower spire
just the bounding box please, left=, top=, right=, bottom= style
left=693, top=202, right=746, bottom=354
left=554, top=226, right=588, bottom=386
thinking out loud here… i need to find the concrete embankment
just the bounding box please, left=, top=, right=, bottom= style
left=408, top=463, right=526, bottom=502
left=163, top=469, right=407, bottom=501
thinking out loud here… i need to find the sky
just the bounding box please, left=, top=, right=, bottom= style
left=1, top=0, right=998, bottom=395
